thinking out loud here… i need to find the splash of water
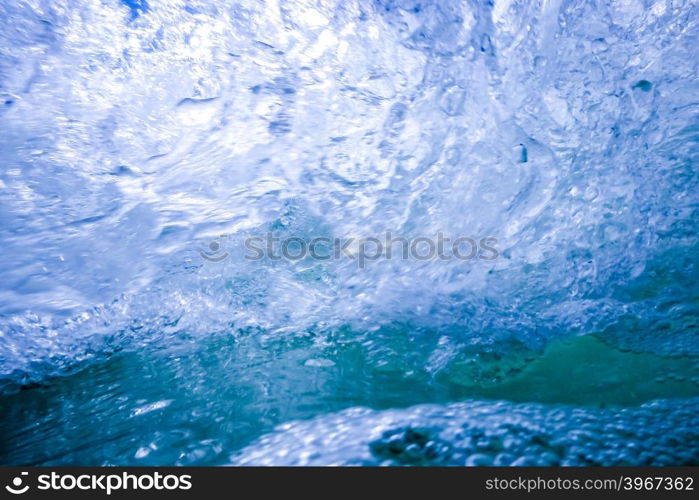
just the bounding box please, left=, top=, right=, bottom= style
left=0, top=0, right=697, bottom=392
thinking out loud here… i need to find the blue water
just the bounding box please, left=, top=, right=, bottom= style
left=0, top=0, right=698, bottom=465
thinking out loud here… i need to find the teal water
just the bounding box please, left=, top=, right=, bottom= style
left=1, top=0, right=699, bottom=466
left=2, top=330, right=698, bottom=465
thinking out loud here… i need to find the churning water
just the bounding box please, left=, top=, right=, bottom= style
left=1, top=0, right=698, bottom=465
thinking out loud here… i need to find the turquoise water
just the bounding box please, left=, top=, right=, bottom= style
left=2, top=329, right=698, bottom=465
left=1, top=0, right=699, bottom=465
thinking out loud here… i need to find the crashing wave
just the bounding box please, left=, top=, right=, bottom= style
left=0, top=0, right=698, bottom=390
left=232, top=398, right=699, bottom=466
